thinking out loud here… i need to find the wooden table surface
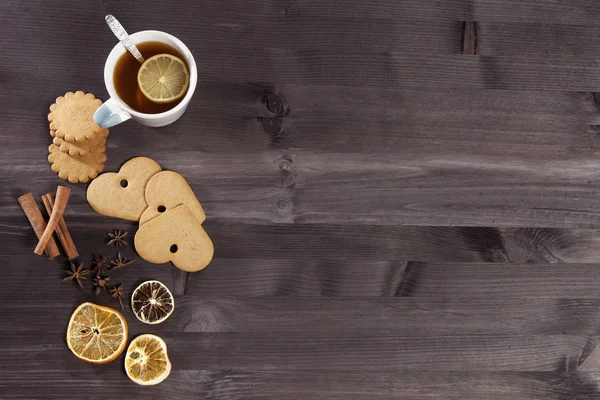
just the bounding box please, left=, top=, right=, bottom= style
left=5, top=1, right=600, bottom=398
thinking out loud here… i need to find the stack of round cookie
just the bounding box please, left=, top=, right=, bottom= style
left=47, top=91, right=109, bottom=183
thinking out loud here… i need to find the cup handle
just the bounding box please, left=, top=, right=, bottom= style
left=94, top=97, right=131, bottom=128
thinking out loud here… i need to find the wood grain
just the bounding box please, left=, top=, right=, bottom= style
left=7, top=297, right=600, bottom=335
left=5, top=0, right=600, bottom=398
left=7, top=152, right=600, bottom=227
left=479, top=23, right=600, bottom=57
left=400, top=262, right=600, bottom=299
left=15, top=218, right=600, bottom=264
left=4, top=15, right=600, bottom=92
left=3, top=371, right=600, bottom=400
left=0, top=331, right=588, bottom=371
left=7, top=0, right=600, bottom=26
left=5, top=85, right=600, bottom=227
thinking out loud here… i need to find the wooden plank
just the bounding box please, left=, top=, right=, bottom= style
left=134, top=298, right=600, bottom=337
left=7, top=298, right=600, bottom=336
left=0, top=331, right=587, bottom=371
left=4, top=77, right=599, bottom=150
left=288, top=155, right=600, bottom=227
left=1, top=8, right=464, bottom=55
left=9, top=213, right=600, bottom=266
left=400, top=262, right=600, bottom=299
left=4, top=254, right=592, bottom=300
left=0, top=0, right=469, bottom=26
left=5, top=86, right=598, bottom=155
left=2, top=370, right=599, bottom=399
left=13, top=0, right=600, bottom=27
left=283, top=0, right=600, bottom=25
left=0, top=256, right=405, bottom=299
left=17, top=51, right=600, bottom=90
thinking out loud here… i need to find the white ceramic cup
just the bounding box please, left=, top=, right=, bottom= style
left=94, top=30, right=197, bottom=128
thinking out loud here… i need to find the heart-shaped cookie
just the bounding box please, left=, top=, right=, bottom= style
left=134, top=204, right=214, bottom=272
left=87, top=157, right=162, bottom=221
left=139, top=171, right=206, bottom=225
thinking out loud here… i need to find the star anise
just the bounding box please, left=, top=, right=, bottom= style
left=110, top=284, right=124, bottom=309
left=108, top=230, right=129, bottom=247
left=92, top=255, right=110, bottom=274
left=110, top=252, right=135, bottom=271
left=93, top=275, right=111, bottom=295
left=63, top=262, right=90, bottom=288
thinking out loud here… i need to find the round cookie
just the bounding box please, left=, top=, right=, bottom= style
left=48, top=144, right=107, bottom=183
left=48, top=91, right=108, bottom=142
left=52, top=129, right=109, bottom=156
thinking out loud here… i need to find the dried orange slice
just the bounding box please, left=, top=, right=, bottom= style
left=131, top=280, right=175, bottom=325
left=137, top=54, right=189, bottom=104
left=125, top=334, right=172, bottom=385
left=66, top=302, right=128, bottom=364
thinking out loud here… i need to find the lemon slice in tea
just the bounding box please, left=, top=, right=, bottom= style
left=66, top=302, right=128, bottom=364
left=137, top=53, right=189, bottom=104
left=125, top=334, right=172, bottom=386
left=131, top=280, right=175, bottom=324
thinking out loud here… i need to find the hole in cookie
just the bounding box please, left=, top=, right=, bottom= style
left=170, top=244, right=178, bottom=253
left=120, top=179, right=128, bottom=188
left=157, top=206, right=166, bottom=213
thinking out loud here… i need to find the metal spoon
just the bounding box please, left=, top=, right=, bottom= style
left=105, top=14, right=145, bottom=64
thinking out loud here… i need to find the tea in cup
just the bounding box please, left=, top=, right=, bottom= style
left=94, top=30, right=197, bottom=128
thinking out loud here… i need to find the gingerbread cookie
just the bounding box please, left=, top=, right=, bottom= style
left=48, top=91, right=108, bottom=142
left=139, top=171, right=206, bottom=225
left=135, top=204, right=214, bottom=272
left=48, top=144, right=106, bottom=183
left=87, top=157, right=162, bottom=221
left=52, top=131, right=108, bottom=157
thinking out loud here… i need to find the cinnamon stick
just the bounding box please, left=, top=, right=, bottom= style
left=18, top=193, right=60, bottom=259
left=42, top=193, right=79, bottom=260
left=34, top=186, right=70, bottom=255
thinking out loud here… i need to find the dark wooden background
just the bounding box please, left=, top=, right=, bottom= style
left=6, top=0, right=600, bottom=398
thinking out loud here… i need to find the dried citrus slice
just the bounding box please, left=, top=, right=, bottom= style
left=125, top=334, right=172, bottom=386
left=131, top=280, right=175, bottom=325
left=66, top=302, right=128, bottom=364
left=137, top=53, right=189, bottom=104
